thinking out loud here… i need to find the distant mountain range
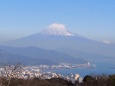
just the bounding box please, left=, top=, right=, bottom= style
left=0, top=46, right=86, bottom=65
left=0, top=23, right=115, bottom=65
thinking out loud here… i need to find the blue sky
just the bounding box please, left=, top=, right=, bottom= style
left=0, top=0, right=115, bottom=43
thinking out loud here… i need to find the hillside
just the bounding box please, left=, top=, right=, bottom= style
left=0, top=46, right=86, bottom=65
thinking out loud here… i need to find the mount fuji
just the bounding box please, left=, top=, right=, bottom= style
left=40, top=23, right=75, bottom=36
left=1, top=23, right=115, bottom=59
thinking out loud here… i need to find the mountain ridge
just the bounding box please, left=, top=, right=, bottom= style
left=0, top=23, right=115, bottom=58
left=0, top=45, right=86, bottom=65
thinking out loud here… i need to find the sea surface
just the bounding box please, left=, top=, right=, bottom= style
left=53, top=61, right=115, bottom=77
left=53, top=68, right=115, bottom=77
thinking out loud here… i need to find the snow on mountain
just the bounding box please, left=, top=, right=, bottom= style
left=1, top=23, right=115, bottom=58
left=40, top=23, right=74, bottom=36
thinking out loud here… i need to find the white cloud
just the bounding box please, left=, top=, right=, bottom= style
left=102, top=40, right=111, bottom=44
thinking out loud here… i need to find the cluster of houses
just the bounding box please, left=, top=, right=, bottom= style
left=0, top=66, right=83, bottom=83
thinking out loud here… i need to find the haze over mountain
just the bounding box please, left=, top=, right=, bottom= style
left=1, top=23, right=115, bottom=59
left=0, top=46, right=86, bottom=65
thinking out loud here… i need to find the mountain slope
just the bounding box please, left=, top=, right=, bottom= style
left=0, top=50, right=34, bottom=65
left=0, top=46, right=86, bottom=65
left=40, top=23, right=74, bottom=36
left=1, top=23, right=115, bottom=58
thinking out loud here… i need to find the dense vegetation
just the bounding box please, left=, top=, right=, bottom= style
left=0, top=77, right=73, bottom=86
left=81, top=74, right=115, bottom=86
left=0, top=74, right=115, bottom=86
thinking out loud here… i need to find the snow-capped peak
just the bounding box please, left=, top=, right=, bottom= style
left=40, top=23, right=74, bottom=36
